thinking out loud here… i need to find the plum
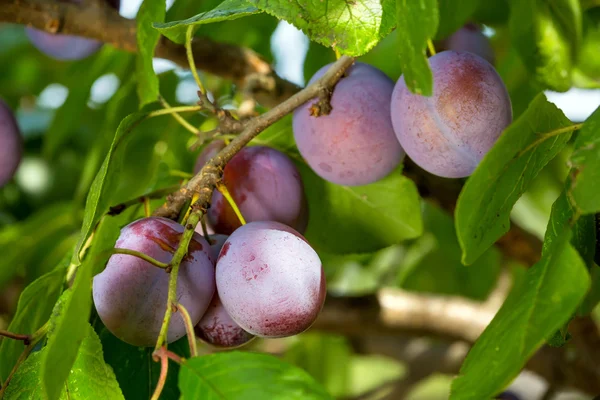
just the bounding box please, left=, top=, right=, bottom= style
left=207, top=146, right=308, bottom=235
left=26, top=0, right=120, bottom=61
left=293, top=62, right=404, bottom=186
left=495, top=391, right=521, bottom=400
left=216, top=221, right=326, bottom=338
left=445, top=24, right=495, bottom=65
left=390, top=51, right=512, bottom=178
left=93, top=217, right=215, bottom=347
left=195, top=292, right=255, bottom=348
left=0, top=100, right=22, bottom=187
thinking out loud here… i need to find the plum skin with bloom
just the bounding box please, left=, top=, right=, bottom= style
left=215, top=221, right=326, bottom=338
left=92, top=217, right=215, bottom=347
left=390, top=51, right=512, bottom=178
left=293, top=62, right=404, bottom=186
left=0, top=99, right=22, bottom=187
left=207, top=146, right=308, bottom=235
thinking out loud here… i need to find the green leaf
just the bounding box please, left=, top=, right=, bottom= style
left=450, top=197, right=590, bottom=398
left=136, top=0, right=166, bottom=106
left=395, top=0, right=438, bottom=95
left=4, top=325, right=124, bottom=400
left=0, top=253, right=68, bottom=381
left=246, top=0, right=396, bottom=57
left=509, top=0, right=582, bottom=92
left=154, top=0, right=261, bottom=44
left=436, top=0, right=481, bottom=39
left=179, top=352, right=333, bottom=399
left=568, top=106, right=600, bottom=213
left=456, top=94, right=573, bottom=265
left=73, top=107, right=157, bottom=264
left=40, top=275, right=92, bottom=400
left=94, top=317, right=190, bottom=400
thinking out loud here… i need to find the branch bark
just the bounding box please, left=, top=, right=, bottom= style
left=0, top=0, right=300, bottom=108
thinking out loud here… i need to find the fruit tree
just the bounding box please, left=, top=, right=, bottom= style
left=0, top=0, right=599, bottom=399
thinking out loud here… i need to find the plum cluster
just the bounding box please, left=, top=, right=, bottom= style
left=93, top=216, right=325, bottom=348
left=26, top=0, right=120, bottom=61
left=293, top=24, right=511, bottom=183
left=93, top=144, right=323, bottom=348
left=0, top=100, right=22, bottom=188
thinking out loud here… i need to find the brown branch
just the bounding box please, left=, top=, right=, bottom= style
left=0, top=0, right=299, bottom=108
left=152, top=55, right=356, bottom=219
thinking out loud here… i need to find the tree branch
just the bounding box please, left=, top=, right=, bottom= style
left=0, top=0, right=300, bottom=108
left=152, top=55, right=356, bottom=219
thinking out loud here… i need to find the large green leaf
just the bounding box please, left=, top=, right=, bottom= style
left=246, top=0, right=396, bottom=57
left=179, top=352, right=333, bottom=399
left=136, top=0, right=166, bottom=106
left=94, top=317, right=190, bottom=400
left=435, top=0, right=481, bottom=39
left=154, top=0, right=261, bottom=43
left=509, top=0, right=582, bottom=92
left=3, top=325, right=124, bottom=400
left=395, top=0, right=438, bottom=95
left=456, top=94, right=573, bottom=265
left=450, top=192, right=590, bottom=398
left=568, top=106, right=600, bottom=213
left=72, top=106, right=158, bottom=264
left=0, top=253, right=68, bottom=381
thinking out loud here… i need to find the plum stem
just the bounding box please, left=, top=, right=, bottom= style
left=427, top=39, right=437, bottom=56
left=107, top=185, right=181, bottom=217
left=146, top=105, right=203, bottom=118
left=112, top=248, right=169, bottom=269
left=153, top=55, right=356, bottom=220
left=186, top=26, right=207, bottom=97
left=216, top=182, right=247, bottom=226
left=0, top=322, right=48, bottom=397
left=0, top=330, right=30, bottom=344
left=150, top=346, right=169, bottom=400
left=200, top=215, right=211, bottom=241
left=154, top=211, right=202, bottom=350
left=176, top=303, right=198, bottom=357
left=158, top=96, right=200, bottom=136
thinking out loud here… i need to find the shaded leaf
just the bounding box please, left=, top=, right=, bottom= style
left=179, top=352, right=332, bottom=399
left=456, top=94, right=573, bottom=265
left=569, top=106, right=600, bottom=213
left=136, top=0, right=166, bottom=106
left=395, top=0, right=438, bottom=95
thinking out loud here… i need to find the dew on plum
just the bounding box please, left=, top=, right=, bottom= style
left=93, top=217, right=215, bottom=347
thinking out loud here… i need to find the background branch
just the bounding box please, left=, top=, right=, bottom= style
left=0, top=0, right=300, bottom=107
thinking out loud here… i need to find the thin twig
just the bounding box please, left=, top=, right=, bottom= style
left=112, top=248, right=169, bottom=269
left=0, top=330, right=30, bottom=345
left=186, top=26, right=206, bottom=96
left=107, top=185, right=180, bottom=216
left=176, top=303, right=198, bottom=357
left=153, top=55, right=356, bottom=219
left=150, top=346, right=169, bottom=400
left=158, top=97, right=200, bottom=135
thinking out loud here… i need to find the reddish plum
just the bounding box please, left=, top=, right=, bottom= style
left=391, top=51, right=512, bottom=178
left=93, top=217, right=215, bottom=347
left=207, top=146, right=308, bottom=235
left=216, top=221, right=326, bottom=338
left=26, top=0, right=120, bottom=61
left=293, top=62, right=404, bottom=186
left=445, top=24, right=495, bottom=65
left=195, top=294, right=254, bottom=348
left=0, top=100, right=22, bottom=187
